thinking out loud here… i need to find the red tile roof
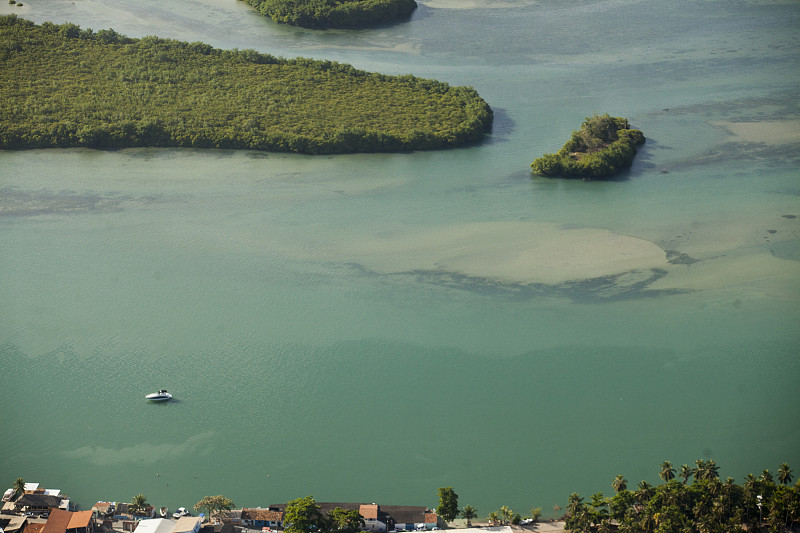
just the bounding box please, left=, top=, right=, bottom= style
left=41, top=509, right=93, bottom=533
left=24, top=523, right=45, bottom=533
left=359, top=505, right=378, bottom=520
left=67, top=511, right=93, bottom=529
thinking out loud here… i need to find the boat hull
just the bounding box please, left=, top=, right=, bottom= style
left=146, top=393, right=173, bottom=401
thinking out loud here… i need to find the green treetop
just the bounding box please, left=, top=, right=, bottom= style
left=436, top=487, right=459, bottom=522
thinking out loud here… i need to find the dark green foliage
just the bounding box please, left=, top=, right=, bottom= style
left=240, top=0, right=417, bottom=29
left=437, top=487, right=459, bottom=522
left=284, top=496, right=325, bottom=533
left=0, top=15, right=492, bottom=154
left=565, top=461, right=800, bottom=533
left=531, top=113, right=645, bottom=179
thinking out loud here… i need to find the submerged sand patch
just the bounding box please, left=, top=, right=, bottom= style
left=711, top=119, right=800, bottom=146
left=288, top=221, right=669, bottom=285
left=420, top=0, right=534, bottom=9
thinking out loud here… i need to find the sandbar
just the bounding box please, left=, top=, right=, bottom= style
left=285, top=221, right=669, bottom=285
left=711, top=119, right=800, bottom=146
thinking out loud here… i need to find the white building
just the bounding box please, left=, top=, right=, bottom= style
left=132, top=519, right=175, bottom=533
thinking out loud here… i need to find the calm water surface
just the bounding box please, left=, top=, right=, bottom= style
left=1, top=0, right=799, bottom=518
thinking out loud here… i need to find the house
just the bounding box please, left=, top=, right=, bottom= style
left=379, top=505, right=442, bottom=531
left=240, top=508, right=283, bottom=530
left=172, top=517, right=203, bottom=533
left=131, top=518, right=175, bottom=533
left=0, top=513, right=28, bottom=533
left=14, top=495, right=66, bottom=515
left=40, top=509, right=94, bottom=533
left=90, top=503, right=116, bottom=518
left=358, top=505, right=383, bottom=532
left=215, top=510, right=241, bottom=526
left=22, top=523, right=45, bottom=533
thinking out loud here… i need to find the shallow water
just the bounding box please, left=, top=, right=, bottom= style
left=1, top=0, right=799, bottom=518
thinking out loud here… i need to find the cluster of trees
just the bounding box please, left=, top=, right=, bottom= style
left=531, top=113, right=645, bottom=179
left=0, top=15, right=492, bottom=154
left=282, top=496, right=365, bottom=533
left=437, top=486, right=542, bottom=527
left=239, top=0, right=417, bottom=29
left=564, top=460, right=799, bottom=533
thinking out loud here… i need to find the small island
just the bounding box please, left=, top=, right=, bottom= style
left=531, top=114, right=645, bottom=179
left=0, top=15, right=492, bottom=154
left=239, top=0, right=417, bottom=29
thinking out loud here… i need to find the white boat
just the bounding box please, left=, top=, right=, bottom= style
left=173, top=507, right=190, bottom=519
left=146, top=389, right=173, bottom=402
left=160, top=507, right=168, bottom=518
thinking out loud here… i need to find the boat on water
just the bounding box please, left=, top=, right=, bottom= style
left=160, top=507, right=168, bottom=518
left=173, top=507, right=190, bottom=519
left=146, top=389, right=173, bottom=402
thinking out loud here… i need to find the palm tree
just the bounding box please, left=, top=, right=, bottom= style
left=499, top=506, right=513, bottom=525
left=567, top=493, right=584, bottom=516
left=760, top=469, right=774, bottom=483
left=487, top=511, right=499, bottom=526
left=706, top=459, right=720, bottom=480
left=636, top=481, right=653, bottom=506
left=128, top=494, right=149, bottom=518
left=612, top=474, right=627, bottom=493
left=11, top=478, right=25, bottom=501
left=694, top=459, right=707, bottom=481
left=679, top=464, right=693, bottom=484
left=659, top=461, right=675, bottom=483
left=778, top=462, right=793, bottom=485
left=460, top=505, right=477, bottom=527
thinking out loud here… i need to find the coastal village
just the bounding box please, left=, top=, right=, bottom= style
left=0, top=483, right=566, bottom=533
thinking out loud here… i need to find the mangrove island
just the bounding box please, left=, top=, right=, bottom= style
left=239, top=0, right=418, bottom=29
left=0, top=15, right=492, bottom=154
left=531, top=113, right=645, bottom=179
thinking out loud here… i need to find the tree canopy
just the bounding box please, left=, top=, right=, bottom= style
left=284, top=496, right=326, bottom=533
left=12, top=478, right=25, bottom=500
left=239, top=0, right=417, bottom=29
left=128, top=494, right=149, bottom=517
left=531, top=113, right=645, bottom=179
left=436, top=487, right=459, bottom=522
left=0, top=15, right=492, bottom=155
left=194, top=495, right=235, bottom=522
left=564, top=461, right=800, bottom=533
left=327, top=507, right=364, bottom=533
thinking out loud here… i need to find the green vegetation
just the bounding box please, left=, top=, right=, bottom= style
left=0, top=15, right=492, bottom=154
left=239, top=0, right=417, bottom=29
left=436, top=486, right=459, bottom=522
left=284, top=496, right=326, bottom=533
left=11, top=478, right=25, bottom=500
left=128, top=494, right=149, bottom=517
left=327, top=507, right=364, bottom=533
left=460, top=505, right=477, bottom=527
left=531, top=113, right=645, bottom=179
left=564, top=460, right=800, bottom=533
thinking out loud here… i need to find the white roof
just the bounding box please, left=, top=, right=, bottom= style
left=133, top=519, right=176, bottom=533
left=173, top=517, right=202, bottom=533
left=23, top=484, right=39, bottom=491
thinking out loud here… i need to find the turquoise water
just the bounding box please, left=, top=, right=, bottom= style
left=2, top=0, right=800, bottom=519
